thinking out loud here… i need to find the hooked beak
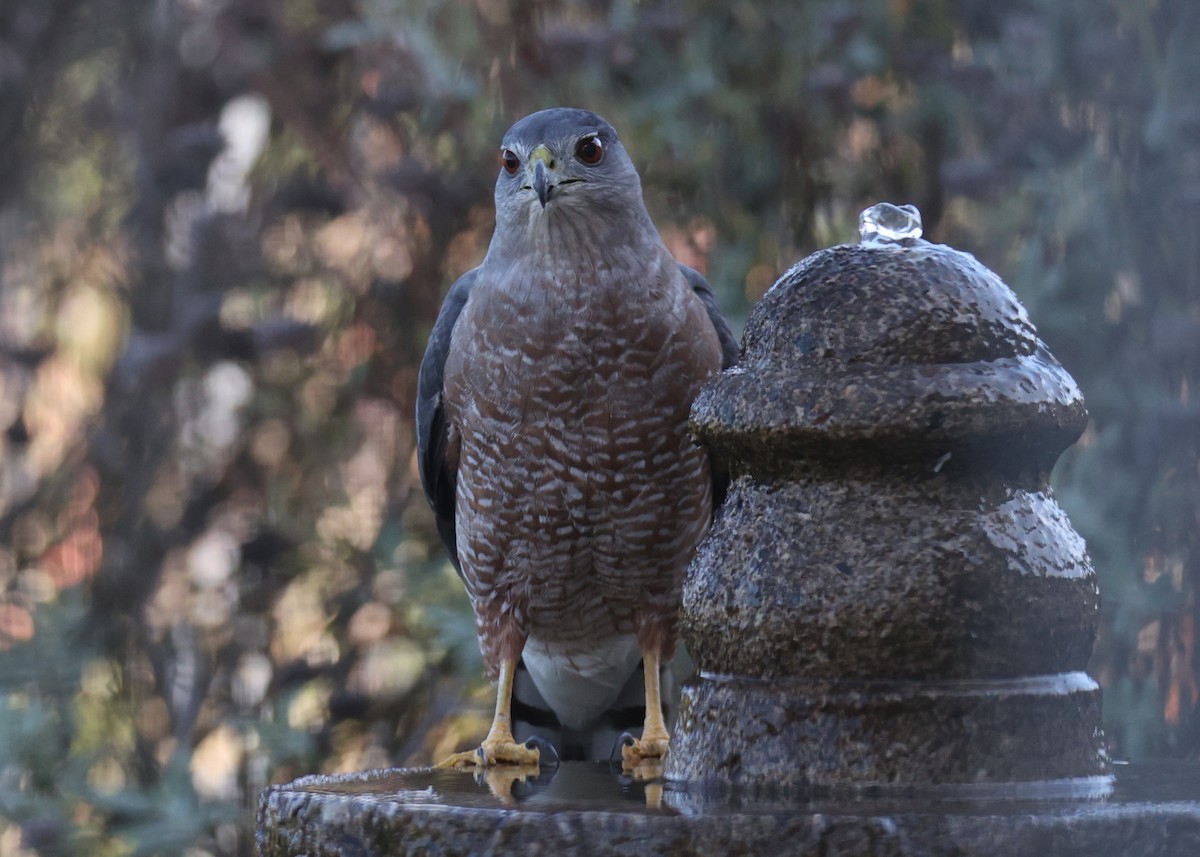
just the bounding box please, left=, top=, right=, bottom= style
left=529, top=144, right=554, bottom=209
left=533, top=161, right=551, bottom=209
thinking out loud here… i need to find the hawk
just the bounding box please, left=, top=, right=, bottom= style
left=416, top=108, right=736, bottom=771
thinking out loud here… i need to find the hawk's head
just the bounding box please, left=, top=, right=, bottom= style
left=492, top=108, right=646, bottom=230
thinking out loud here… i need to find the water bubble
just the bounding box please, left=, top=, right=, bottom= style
left=858, top=203, right=923, bottom=247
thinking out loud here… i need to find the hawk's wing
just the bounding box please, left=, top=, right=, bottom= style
left=416, top=269, right=477, bottom=573
left=678, top=263, right=738, bottom=511
left=679, top=263, right=739, bottom=371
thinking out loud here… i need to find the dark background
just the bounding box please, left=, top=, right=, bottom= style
left=0, top=1, right=1196, bottom=854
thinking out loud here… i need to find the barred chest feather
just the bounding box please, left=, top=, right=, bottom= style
left=442, top=237, right=721, bottom=678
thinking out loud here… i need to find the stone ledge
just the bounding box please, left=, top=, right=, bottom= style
left=257, top=762, right=1200, bottom=857
left=668, top=673, right=1109, bottom=786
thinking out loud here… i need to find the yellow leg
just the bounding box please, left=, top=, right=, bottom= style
left=622, top=649, right=670, bottom=773
left=437, top=658, right=541, bottom=769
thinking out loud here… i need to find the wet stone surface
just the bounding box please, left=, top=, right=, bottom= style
left=741, top=242, right=1041, bottom=369
left=683, top=475, right=1099, bottom=681
left=669, top=674, right=1107, bottom=787
left=257, top=761, right=1200, bottom=857
left=692, top=354, right=1088, bottom=476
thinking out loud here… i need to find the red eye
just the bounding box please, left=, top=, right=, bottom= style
left=575, top=135, right=603, bottom=165
left=500, top=149, right=520, bottom=175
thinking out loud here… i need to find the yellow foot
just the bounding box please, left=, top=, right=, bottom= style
left=437, top=738, right=541, bottom=769
left=621, top=734, right=669, bottom=765
left=621, top=733, right=668, bottom=779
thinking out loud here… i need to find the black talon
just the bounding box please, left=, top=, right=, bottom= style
left=523, top=735, right=560, bottom=769
left=608, top=731, right=639, bottom=769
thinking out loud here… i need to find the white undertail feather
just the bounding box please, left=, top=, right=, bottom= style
left=521, top=634, right=643, bottom=731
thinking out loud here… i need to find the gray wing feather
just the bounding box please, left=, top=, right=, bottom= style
left=678, top=263, right=738, bottom=370
left=677, top=263, right=738, bottom=511
left=416, top=269, right=477, bottom=572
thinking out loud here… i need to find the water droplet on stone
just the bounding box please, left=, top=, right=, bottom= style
left=859, top=202, right=923, bottom=246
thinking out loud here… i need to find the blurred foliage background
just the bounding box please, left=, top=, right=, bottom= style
left=0, top=0, right=1196, bottom=854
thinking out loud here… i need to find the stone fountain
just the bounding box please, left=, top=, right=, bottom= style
left=257, top=205, right=1200, bottom=857
left=670, top=202, right=1107, bottom=790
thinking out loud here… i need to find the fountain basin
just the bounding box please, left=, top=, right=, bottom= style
left=256, top=760, right=1200, bottom=856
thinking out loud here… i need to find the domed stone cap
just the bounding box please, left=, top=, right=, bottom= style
left=744, top=241, right=1040, bottom=369
left=691, top=225, right=1087, bottom=475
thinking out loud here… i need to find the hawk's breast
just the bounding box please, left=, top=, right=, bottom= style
left=444, top=248, right=721, bottom=647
